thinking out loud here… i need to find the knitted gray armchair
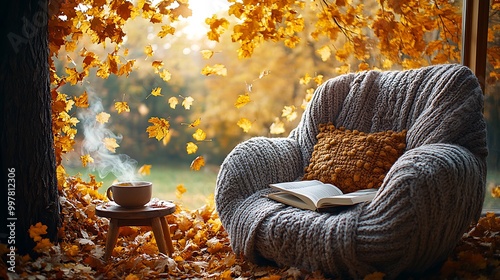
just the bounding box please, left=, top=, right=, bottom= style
left=215, top=64, right=488, bottom=278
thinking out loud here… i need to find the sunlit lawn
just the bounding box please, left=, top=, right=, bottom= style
left=485, top=169, right=500, bottom=212
left=65, top=164, right=219, bottom=210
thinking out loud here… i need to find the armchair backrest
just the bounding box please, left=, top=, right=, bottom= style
left=290, top=64, right=488, bottom=167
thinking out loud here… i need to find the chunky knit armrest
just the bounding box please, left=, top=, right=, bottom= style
left=356, top=143, right=485, bottom=277
left=215, top=137, right=303, bottom=229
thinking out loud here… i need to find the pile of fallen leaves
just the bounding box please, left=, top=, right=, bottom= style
left=1, top=176, right=500, bottom=279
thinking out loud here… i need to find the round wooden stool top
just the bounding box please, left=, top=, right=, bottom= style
left=96, top=200, right=176, bottom=219
left=95, top=199, right=176, bottom=261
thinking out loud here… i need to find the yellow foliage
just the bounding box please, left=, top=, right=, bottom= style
left=114, top=101, right=130, bottom=114
left=146, top=117, right=170, bottom=141
left=103, top=137, right=119, bottom=153
left=235, top=93, right=251, bottom=108
left=192, top=129, right=206, bottom=141
left=190, top=156, right=205, bottom=171
left=138, top=164, right=152, bottom=175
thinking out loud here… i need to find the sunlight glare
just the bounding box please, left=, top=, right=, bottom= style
left=182, top=0, right=229, bottom=40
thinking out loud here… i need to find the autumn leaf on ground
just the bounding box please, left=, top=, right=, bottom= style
left=270, top=118, right=285, bottom=135
left=80, top=154, right=94, bottom=167
left=33, top=238, right=53, bottom=252
left=96, top=112, right=110, bottom=124
left=168, top=97, right=179, bottom=109
left=235, top=93, right=251, bottom=108
left=186, top=142, right=198, bottom=154
left=190, top=156, right=205, bottom=171
left=103, top=137, right=119, bottom=153
left=29, top=222, right=48, bottom=242
left=182, top=96, right=194, bottom=109
left=74, top=91, right=89, bottom=108
left=282, top=105, right=297, bottom=121
left=192, top=129, right=206, bottom=141
left=201, top=64, right=227, bottom=76
left=201, top=50, right=214, bottom=59
left=176, top=184, right=187, bottom=199
left=146, top=117, right=170, bottom=141
left=115, top=101, right=130, bottom=114
left=363, top=272, right=386, bottom=280
left=144, top=45, right=154, bottom=57
left=138, top=164, right=152, bottom=175
left=237, top=118, right=252, bottom=132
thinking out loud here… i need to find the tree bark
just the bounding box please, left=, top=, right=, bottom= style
left=0, top=0, right=60, bottom=254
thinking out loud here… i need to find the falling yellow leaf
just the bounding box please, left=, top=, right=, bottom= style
left=138, top=164, right=152, bottom=175
left=282, top=105, right=297, bottom=121
left=317, top=45, right=331, bottom=61
left=237, top=118, right=252, bottom=132
left=192, top=129, right=206, bottom=141
left=146, top=117, right=170, bottom=141
left=151, top=87, right=163, bottom=96
left=270, top=118, right=285, bottom=135
left=80, top=154, right=94, bottom=167
left=162, top=131, right=172, bottom=146
left=186, top=142, right=198, bottom=154
left=300, top=73, right=312, bottom=85
left=235, top=93, right=251, bottom=108
left=144, top=45, right=153, bottom=56
left=176, top=184, right=187, bottom=199
left=158, top=25, right=175, bottom=38
left=182, top=96, right=194, bottom=109
left=152, top=60, right=164, bottom=71
left=187, top=118, right=201, bottom=128
left=201, top=50, right=214, bottom=59
left=190, top=156, right=205, bottom=171
left=168, top=97, right=179, bottom=109
left=96, top=112, right=111, bottom=124
left=74, top=91, right=89, bottom=108
left=115, top=101, right=130, bottom=114
left=159, top=69, right=171, bottom=82
left=201, top=64, right=227, bottom=76
left=103, top=137, right=119, bottom=153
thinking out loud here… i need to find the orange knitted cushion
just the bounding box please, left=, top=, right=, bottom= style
left=303, top=123, right=407, bottom=194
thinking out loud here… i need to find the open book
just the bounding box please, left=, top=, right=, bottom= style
left=267, top=180, right=377, bottom=211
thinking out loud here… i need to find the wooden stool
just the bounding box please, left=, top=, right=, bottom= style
left=95, top=200, right=176, bottom=261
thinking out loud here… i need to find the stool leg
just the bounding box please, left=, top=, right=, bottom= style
left=160, top=216, right=174, bottom=256
left=104, top=219, right=119, bottom=261
left=151, top=217, right=168, bottom=255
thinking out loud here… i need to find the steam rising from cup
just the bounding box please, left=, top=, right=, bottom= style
left=79, top=94, right=140, bottom=183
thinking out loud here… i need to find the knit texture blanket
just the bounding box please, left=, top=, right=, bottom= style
left=215, top=64, right=488, bottom=279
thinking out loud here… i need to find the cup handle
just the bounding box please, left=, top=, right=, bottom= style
left=106, top=187, right=114, bottom=201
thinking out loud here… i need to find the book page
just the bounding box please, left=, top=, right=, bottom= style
left=269, top=180, right=344, bottom=205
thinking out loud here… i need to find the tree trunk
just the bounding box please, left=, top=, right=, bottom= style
left=0, top=0, right=60, bottom=254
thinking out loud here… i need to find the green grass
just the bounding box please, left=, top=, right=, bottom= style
left=65, top=164, right=219, bottom=210
left=484, top=168, right=500, bottom=212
